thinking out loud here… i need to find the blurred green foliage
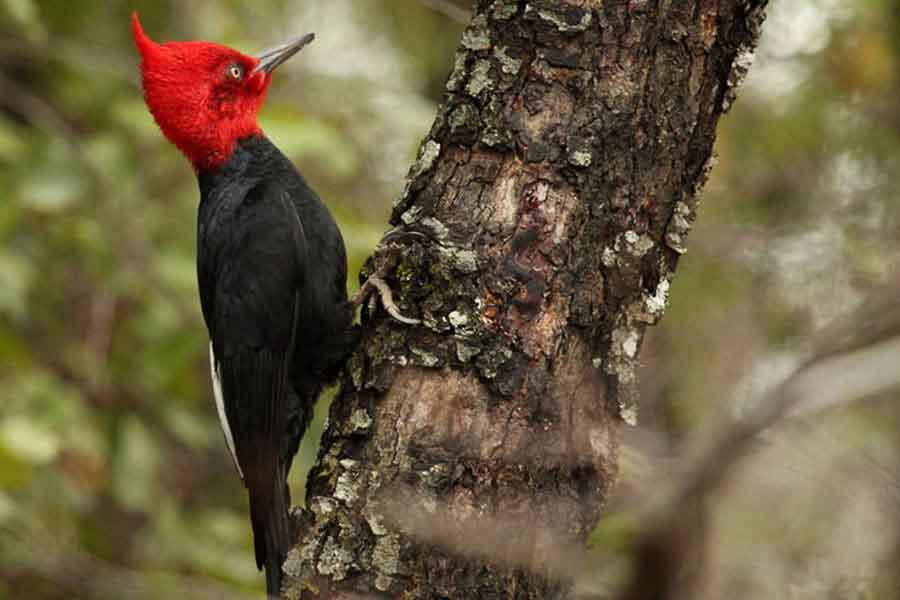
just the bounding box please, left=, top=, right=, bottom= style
left=654, top=0, right=900, bottom=431
left=0, top=0, right=898, bottom=598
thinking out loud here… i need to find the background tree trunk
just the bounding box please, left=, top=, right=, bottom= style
left=283, top=1, right=767, bottom=598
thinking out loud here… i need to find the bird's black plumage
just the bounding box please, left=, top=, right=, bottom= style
left=197, top=134, right=353, bottom=596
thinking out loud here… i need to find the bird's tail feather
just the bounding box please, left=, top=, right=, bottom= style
left=219, top=348, right=292, bottom=598
left=248, top=464, right=290, bottom=598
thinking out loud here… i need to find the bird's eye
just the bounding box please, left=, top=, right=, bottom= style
left=226, top=63, right=244, bottom=81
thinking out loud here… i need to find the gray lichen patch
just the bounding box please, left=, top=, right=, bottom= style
left=722, top=3, right=766, bottom=112
left=456, top=341, right=481, bottom=363
left=400, top=205, right=422, bottom=226
left=420, top=216, right=449, bottom=240
left=317, top=536, right=354, bottom=581
left=372, top=534, right=401, bottom=579
left=491, top=0, right=518, bottom=21
left=334, top=466, right=363, bottom=504
left=446, top=53, right=468, bottom=92
left=480, top=128, right=504, bottom=147
left=611, top=326, right=640, bottom=359
left=393, top=180, right=413, bottom=211
left=475, top=345, right=513, bottom=379
left=410, top=140, right=441, bottom=180
left=618, top=402, right=638, bottom=427
left=626, top=277, right=671, bottom=325
left=462, top=14, right=492, bottom=50
left=621, top=230, right=655, bottom=257
left=448, top=309, right=469, bottom=329
left=450, top=310, right=477, bottom=338
left=601, top=246, right=617, bottom=268
left=526, top=3, right=592, bottom=32
left=448, top=102, right=480, bottom=143
left=722, top=46, right=756, bottom=112
left=608, top=358, right=639, bottom=427
left=665, top=233, right=686, bottom=255
left=665, top=201, right=693, bottom=255
left=604, top=231, right=655, bottom=269
left=364, top=505, right=389, bottom=536
left=375, top=574, right=394, bottom=593
left=467, top=59, right=494, bottom=97
left=643, top=278, right=670, bottom=321
left=310, top=496, right=338, bottom=516
left=493, top=46, right=522, bottom=75
left=447, top=247, right=478, bottom=273
left=568, top=149, right=592, bottom=167
left=283, top=537, right=318, bottom=579
left=282, top=554, right=304, bottom=584
left=410, top=346, right=442, bottom=367
left=422, top=311, right=450, bottom=334
left=605, top=320, right=643, bottom=426
left=349, top=408, right=373, bottom=434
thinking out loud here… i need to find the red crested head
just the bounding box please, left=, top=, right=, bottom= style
left=131, top=13, right=314, bottom=171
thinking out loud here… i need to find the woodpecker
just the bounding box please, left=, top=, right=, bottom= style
left=132, top=15, right=354, bottom=597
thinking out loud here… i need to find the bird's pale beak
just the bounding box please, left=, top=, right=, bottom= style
left=252, top=32, right=315, bottom=75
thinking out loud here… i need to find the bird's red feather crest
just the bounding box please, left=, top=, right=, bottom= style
left=131, top=13, right=269, bottom=171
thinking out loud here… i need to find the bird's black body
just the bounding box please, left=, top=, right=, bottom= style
left=197, top=135, right=352, bottom=596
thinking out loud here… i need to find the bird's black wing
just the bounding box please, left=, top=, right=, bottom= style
left=198, top=181, right=307, bottom=578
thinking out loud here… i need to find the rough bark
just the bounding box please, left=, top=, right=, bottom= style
left=283, top=1, right=767, bottom=598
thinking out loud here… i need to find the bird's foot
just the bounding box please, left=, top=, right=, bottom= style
left=351, top=274, right=420, bottom=325
left=351, top=227, right=423, bottom=326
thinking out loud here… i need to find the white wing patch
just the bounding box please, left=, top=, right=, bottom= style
left=209, top=342, right=243, bottom=479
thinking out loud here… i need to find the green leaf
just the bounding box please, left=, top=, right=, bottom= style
left=0, top=490, right=15, bottom=523
left=0, top=416, right=59, bottom=465
left=0, top=251, right=32, bottom=322
left=1, top=0, right=46, bottom=42
left=260, top=112, right=360, bottom=178
left=163, top=407, right=212, bottom=450
left=0, top=118, right=27, bottom=162
left=110, top=417, right=160, bottom=512
left=0, top=444, right=31, bottom=489
left=19, top=165, right=86, bottom=212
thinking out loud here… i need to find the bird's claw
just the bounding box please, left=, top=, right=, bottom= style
left=378, top=226, right=428, bottom=247
left=351, top=275, right=420, bottom=325
left=350, top=227, right=423, bottom=325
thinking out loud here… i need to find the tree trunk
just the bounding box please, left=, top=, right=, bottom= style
left=282, top=1, right=767, bottom=598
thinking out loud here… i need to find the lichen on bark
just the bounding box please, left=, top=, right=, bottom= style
left=283, top=1, right=769, bottom=598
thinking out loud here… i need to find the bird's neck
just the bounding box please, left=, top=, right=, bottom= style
left=162, top=116, right=262, bottom=172
left=197, top=134, right=286, bottom=197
